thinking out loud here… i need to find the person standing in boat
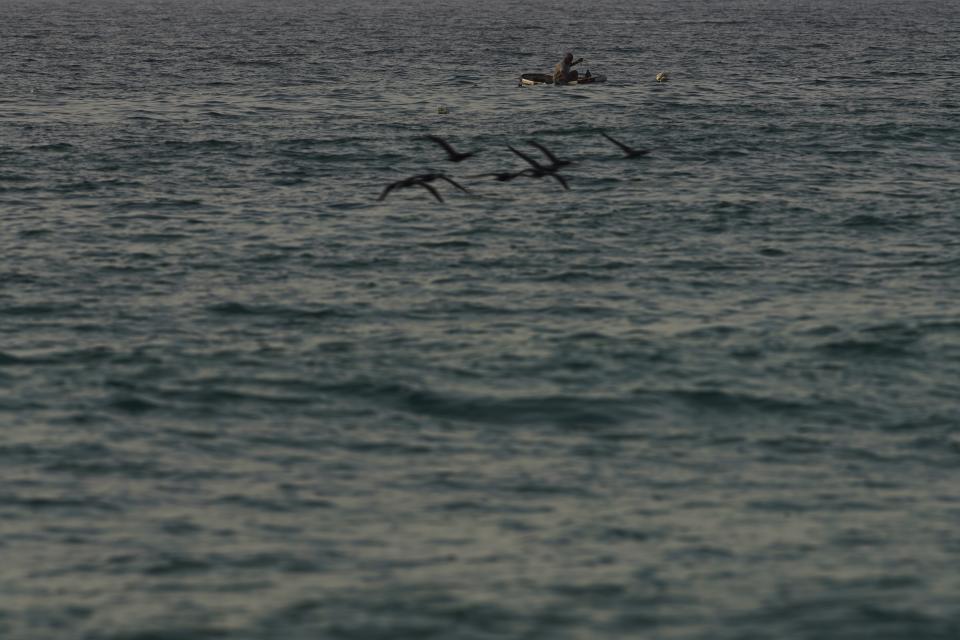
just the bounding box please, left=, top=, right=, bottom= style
left=553, top=52, right=584, bottom=84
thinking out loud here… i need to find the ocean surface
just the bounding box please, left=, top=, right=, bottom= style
left=2, top=0, right=960, bottom=638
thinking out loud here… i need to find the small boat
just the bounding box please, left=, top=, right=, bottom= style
left=519, top=72, right=607, bottom=87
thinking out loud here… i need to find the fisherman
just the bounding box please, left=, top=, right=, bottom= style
left=552, top=52, right=584, bottom=84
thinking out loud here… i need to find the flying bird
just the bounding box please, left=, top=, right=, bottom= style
left=600, top=132, right=652, bottom=158
left=424, top=135, right=478, bottom=162
left=526, top=140, right=573, bottom=170
left=507, top=144, right=552, bottom=172
left=506, top=145, right=570, bottom=190
left=377, top=173, right=470, bottom=203
left=378, top=177, right=444, bottom=202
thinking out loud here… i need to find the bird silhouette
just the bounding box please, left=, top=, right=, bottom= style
left=377, top=173, right=470, bottom=203
left=424, top=135, right=478, bottom=162
left=378, top=177, right=443, bottom=202
left=506, top=145, right=570, bottom=190
left=526, top=140, right=573, bottom=170
left=469, top=168, right=567, bottom=188
left=507, top=144, right=552, bottom=172
left=600, top=132, right=652, bottom=158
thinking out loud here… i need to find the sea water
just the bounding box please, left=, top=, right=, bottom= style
left=2, top=0, right=960, bottom=638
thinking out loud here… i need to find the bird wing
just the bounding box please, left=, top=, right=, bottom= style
left=549, top=173, right=570, bottom=190
left=507, top=144, right=545, bottom=170
left=601, top=132, right=634, bottom=154
left=416, top=181, right=444, bottom=202
left=426, top=135, right=458, bottom=157
left=437, top=174, right=470, bottom=193
left=377, top=181, right=399, bottom=200
left=527, top=140, right=563, bottom=166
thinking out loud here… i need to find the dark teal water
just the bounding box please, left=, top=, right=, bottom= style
left=2, top=0, right=960, bottom=638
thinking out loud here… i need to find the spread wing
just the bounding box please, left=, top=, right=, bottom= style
left=416, top=181, right=444, bottom=202
left=527, top=140, right=564, bottom=166
left=425, top=135, right=458, bottom=158
left=437, top=174, right=470, bottom=193
left=507, top=144, right=545, bottom=170
left=377, top=181, right=399, bottom=200
left=601, top=132, right=634, bottom=154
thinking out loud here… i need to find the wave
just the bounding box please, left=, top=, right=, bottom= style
left=233, top=60, right=284, bottom=68
left=161, top=139, right=245, bottom=150
left=839, top=213, right=901, bottom=228
left=0, top=494, right=120, bottom=512
left=729, top=594, right=955, bottom=640
left=328, top=378, right=639, bottom=428
left=207, top=302, right=347, bottom=321
left=652, top=388, right=817, bottom=415
left=29, top=142, right=75, bottom=152
left=0, top=303, right=83, bottom=317
left=114, top=199, right=205, bottom=211
left=106, top=394, right=160, bottom=414
left=0, top=351, right=26, bottom=365
left=415, top=240, right=479, bottom=249
left=817, top=338, right=915, bottom=358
